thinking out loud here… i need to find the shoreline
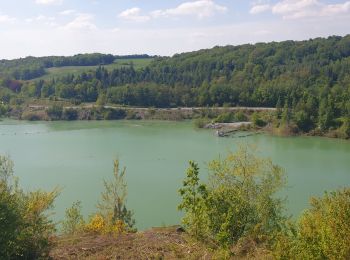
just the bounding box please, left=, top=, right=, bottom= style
left=0, top=104, right=348, bottom=141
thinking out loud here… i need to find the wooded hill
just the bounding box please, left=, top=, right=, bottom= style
left=0, top=35, right=349, bottom=135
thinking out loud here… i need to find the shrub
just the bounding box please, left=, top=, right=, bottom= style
left=179, top=146, right=287, bottom=248
left=61, top=201, right=85, bottom=235
left=193, top=118, right=210, bottom=128
left=294, top=111, right=314, bottom=132
left=96, top=160, right=136, bottom=233
left=21, top=111, right=47, bottom=121
left=339, top=117, right=350, bottom=139
left=275, top=188, right=350, bottom=259
left=46, top=105, right=63, bottom=120
left=178, top=161, right=208, bottom=239
left=103, top=108, right=126, bottom=120
left=234, top=111, right=247, bottom=122
left=85, top=214, right=105, bottom=233
left=0, top=155, right=59, bottom=259
left=62, top=108, right=78, bottom=121
left=214, top=112, right=235, bottom=123
left=251, top=112, right=267, bottom=127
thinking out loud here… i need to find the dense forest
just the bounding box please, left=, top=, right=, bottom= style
left=0, top=35, right=349, bottom=136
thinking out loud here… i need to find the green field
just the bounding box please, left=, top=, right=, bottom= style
left=33, top=58, right=153, bottom=81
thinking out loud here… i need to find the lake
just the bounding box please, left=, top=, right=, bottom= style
left=0, top=120, right=349, bottom=230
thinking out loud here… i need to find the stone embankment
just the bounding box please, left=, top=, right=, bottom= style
left=204, top=122, right=252, bottom=129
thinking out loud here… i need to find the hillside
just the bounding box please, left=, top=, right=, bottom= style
left=0, top=35, right=349, bottom=137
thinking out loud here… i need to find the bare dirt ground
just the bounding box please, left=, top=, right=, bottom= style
left=50, top=226, right=213, bottom=260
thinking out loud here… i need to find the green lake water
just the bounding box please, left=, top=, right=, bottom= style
left=0, top=120, right=349, bottom=230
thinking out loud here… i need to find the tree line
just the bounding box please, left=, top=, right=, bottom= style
left=0, top=54, right=154, bottom=80
left=0, top=35, right=349, bottom=136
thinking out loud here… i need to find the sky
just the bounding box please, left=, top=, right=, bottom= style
left=0, top=0, right=349, bottom=59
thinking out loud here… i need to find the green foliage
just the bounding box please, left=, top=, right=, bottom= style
left=339, top=117, right=350, bottom=139
left=275, top=188, right=350, bottom=259
left=61, top=201, right=85, bottom=235
left=234, top=111, right=247, bottom=122
left=47, top=104, right=63, bottom=120
left=193, top=117, right=210, bottom=128
left=214, top=112, right=235, bottom=123
left=251, top=112, right=267, bottom=127
left=294, top=110, right=313, bottom=132
left=178, top=161, right=208, bottom=239
left=318, top=96, right=335, bottom=131
left=97, top=160, right=136, bottom=232
left=62, top=108, right=78, bottom=121
left=0, top=103, right=9, bottom=117
left=206, top=146, right=286, bottom=246
left=0, top=182, right=21, bottom=259
left=102, top=108, right=126, bottom=120
left=1, top=35, right=350, bottom=136
left=179, top=146, right=287, bottom=248
left=0, top=155, right=59, bottom=259
left=20, top=188, right=60, bottom=258
left=281, top=101, right=291, bottom=126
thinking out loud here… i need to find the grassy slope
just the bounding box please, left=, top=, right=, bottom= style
left=32, top=58, right=153, bottom=81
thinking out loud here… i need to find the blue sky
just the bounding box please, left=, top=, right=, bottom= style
left=0, top=0, right=349, bottom=58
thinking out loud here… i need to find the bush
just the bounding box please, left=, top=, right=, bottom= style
left=275, top=188, right=350, bottom=259
left=339, top=117, right=350, bottom=139
left=294, top=111, right=314, bottom=132
left=61, top=201, right=85, bottom=235
left=0, top=181, right=21, bottom=258
left=103, top=108, right=126, bottom=120
left=85, top=214, right=105, bottom=233
left=62, top=108, right=78, bottom=121
left=85, top=214, right=127, bottom=235
left=179, top=146, right=287, bottom=248
left=214, top=112, right=234, bottom=123
left=47, top=105, right=63, bottom=120
left=96, top=160, right=136, bottom=233
left=21, top=111, right=47, bottom=121
left=0, top=155, right=60, bottom=259
left=234, top=111, right=247, bottom=122
left=251, top=112, right=267, bottom=127
left=193, top=118, right=210, bottom=128
left=178, top=161, right=208, bottom=239
left=0, top=103, right=9, bottom=117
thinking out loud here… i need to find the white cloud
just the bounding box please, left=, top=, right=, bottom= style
left=118, top=7, right=150, bottom=22
left=320, top=2, right=350, bottom=16
left=35, top=0, right=63, bottom=5
left=36, top=15, right=55, bottom=21
left=60, top=9, right=77, bottom=16
left=110, top=27, right=121, bottom=33
left=0, top=0, right=349, bottom=59
left=0, top=14, right=16, bottom=23
left=0, top=15, right=349, bottom=60
left=151, top=0, right=228, bottom=19
left=26, top=15, right=57, bottom=26
left=250, top=4, right=271, bottom=14
left=272, top=0, right=320, bottom=18
left=61, top=13, right=97, bottom=31
left=272, top=0, right=350, bottom=19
